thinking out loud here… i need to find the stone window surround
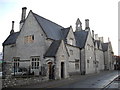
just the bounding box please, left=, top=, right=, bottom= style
left=75, top=59, right=79, bottom=70
left=24, top=35, right=34, bottom=43
left=31, top=56, right=40, bottom=69
left=13, top=57, right=20, bottom=72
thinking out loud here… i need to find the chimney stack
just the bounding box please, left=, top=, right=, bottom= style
left=85, top=19, right=90, bottom=30
left=92, top=30, right=94, bottom=39
left=10, top=21, right=14, bottom=34
left=108, top=37, right=110, bottom=42
left=21, top=7, right=27, bottom=23
left=20, top=7, right=27, bottom=29
left=99, top=37, right=104, bottom=42
left=95, top=34, right=99, bottom=40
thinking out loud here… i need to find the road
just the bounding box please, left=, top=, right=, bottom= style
left=4, top=70, right=119, bottom=89
left=58, top=70, right=119, bottom=88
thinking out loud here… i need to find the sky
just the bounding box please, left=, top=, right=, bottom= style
left=0, top=0, right=119, bottom=55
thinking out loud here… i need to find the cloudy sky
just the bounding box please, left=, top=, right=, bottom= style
left=0, top=0, right=119, bottom=55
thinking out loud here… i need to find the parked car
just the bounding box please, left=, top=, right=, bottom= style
left=11, top=67, right=28, bottom=76
left=11, top=71, right=27, bottom=76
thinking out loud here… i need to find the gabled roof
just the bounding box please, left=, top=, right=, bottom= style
left=61, top=27, right=70, bottom=39
left=44, top=40, right=61, bottom=57
left=3, top=32, right=20, bottom=46
left=61, top=27, right=70, bottom=43
left=74, top=30, right=89, bottom=49
left=101, top=43, right=108, bottom=51
left=33, top=12, right=64, bottom=40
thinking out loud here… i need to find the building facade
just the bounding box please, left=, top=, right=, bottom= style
left=2, top=7, right=114, bottom=83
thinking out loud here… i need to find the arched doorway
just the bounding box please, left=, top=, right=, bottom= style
left=48, top=62, right=54, bottom=79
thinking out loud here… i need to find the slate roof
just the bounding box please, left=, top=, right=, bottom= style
left=33, top=12, right=64, bottom=40
left=3, top=32, right=20, bottom=46
left=74, top=30, right=89, bottom=49
left=101, top=43, right=108, bottom=51
left=44, top=40, right=61, bottom=57
left=3, top=11, right=67, bottom=46
left=61, top=27, right=70, bottom=39
left=61, top=27, right=70, bottom=43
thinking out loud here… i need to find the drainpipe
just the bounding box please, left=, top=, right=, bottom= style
left=80, top=48, right=82, bottom=74
left=103, top=51, right=106, bottom=70
left=94, top=47, right=97, bottom=73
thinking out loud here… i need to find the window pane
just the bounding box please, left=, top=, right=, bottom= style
left=32, top=58, right=34, bottom=61
left=31, top=57, right=40, bottom=69
left=37, top=62, right=39, bottom=66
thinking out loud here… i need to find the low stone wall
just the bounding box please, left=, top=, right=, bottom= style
left=2, top=75, right=48, bottom=88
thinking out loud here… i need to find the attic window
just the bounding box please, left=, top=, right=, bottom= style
left=70, top=50, right=73, bottom=55
left=24, top=35, right=34, bottom=43
left=69, top=38, right=73, bottom=45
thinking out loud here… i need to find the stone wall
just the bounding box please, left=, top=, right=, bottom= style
left=2, top=75, right=48, bottom=88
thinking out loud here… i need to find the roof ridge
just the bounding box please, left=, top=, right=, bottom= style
left=33, top=12, right=64, bottom=28
left=61, top=26, right=71, bottom=30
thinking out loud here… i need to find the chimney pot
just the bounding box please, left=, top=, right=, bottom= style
left=92, top=30, right=94, bottom=39
left=20, top=7, right=27, bottom=29
left=108, top=37, right=110, bottom=42
left=95, top=34, right=99, bottom=40
left=22, top=7, right=27, bottom=10
left=12, top=21, right=14, bottom=30
left=99, top=37, right=104, bottom=42
left=20, top=7, right=27, bottom=23
left=10, top=21, right=14, bottom=34
left=85, top=19, right=90, bottom=30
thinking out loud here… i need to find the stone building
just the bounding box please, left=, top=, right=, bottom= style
left=2, top=7, right=80, bottom=80
left=74, top=19, right=96, bottom=74
left=2, top=7, right=114, bottom=84
left=101, top=39, right=114, bottom=70
left=94, top=35, right=104, bottom=72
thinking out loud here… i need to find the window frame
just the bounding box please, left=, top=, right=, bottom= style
left=75, top=59, right=79, bottom=70
left=24, top=35, right=34, bottom=43
left=13, top=57, right=20, bottom=72
left=31, top=56, right=40, bottom=69
left=69, top=38, right=73, bottom=45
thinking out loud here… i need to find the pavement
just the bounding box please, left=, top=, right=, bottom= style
left=11, top=70, right=119, bottom=88
left=59, top=70, right=119, bottom=88
left=0, top=79, right=2, bottom=90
